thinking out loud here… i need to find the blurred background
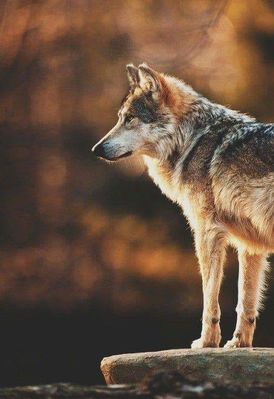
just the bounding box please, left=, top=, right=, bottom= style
left=0, top=0, right=273, bottom=387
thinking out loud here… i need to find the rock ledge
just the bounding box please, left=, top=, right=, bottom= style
left=101, top=347, right=274, bottom=385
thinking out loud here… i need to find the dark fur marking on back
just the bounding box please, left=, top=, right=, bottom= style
left=220, top=123, right=274, bottom=176
left=221, top=123, right=274, bottom=159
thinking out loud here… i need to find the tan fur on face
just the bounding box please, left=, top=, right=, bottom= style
left=121, top=68, right=195, bottom=122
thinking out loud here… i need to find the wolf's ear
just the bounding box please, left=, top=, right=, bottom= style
left=126, top=64, right=139, bottom=87
left=138, top=63, right=161, bottom=93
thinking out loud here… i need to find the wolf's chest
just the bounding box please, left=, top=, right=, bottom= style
left=143, top=156, right=182, bottom=204
left=143, top=155, right=208, bottom=231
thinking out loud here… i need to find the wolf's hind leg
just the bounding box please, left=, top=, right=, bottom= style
left=224, top=250, right=269, bottom=348
left=191, top=227, right=227, bottom=349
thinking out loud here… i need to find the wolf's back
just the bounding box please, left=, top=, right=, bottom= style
left=213, top=122, right=274, bottom=178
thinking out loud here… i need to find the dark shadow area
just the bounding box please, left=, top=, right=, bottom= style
left=0, top=0, right=273, bottom=388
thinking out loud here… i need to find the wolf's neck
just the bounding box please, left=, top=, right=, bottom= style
left=151, top=95, right=253, bottom=164
left=143, top=96, right=253, bottom=203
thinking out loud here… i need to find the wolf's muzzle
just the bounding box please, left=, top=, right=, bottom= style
left=92, top=142, right=133, bottom=161
left=92, top=142, right=107, bottom=159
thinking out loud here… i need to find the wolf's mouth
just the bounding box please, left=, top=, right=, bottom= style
left=111, top=151, right=133, bottom=161
left=92, top=142, right=133, bottom=161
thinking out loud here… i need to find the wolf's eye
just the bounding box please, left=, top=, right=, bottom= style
left=125, top=115, right=134, bottom=126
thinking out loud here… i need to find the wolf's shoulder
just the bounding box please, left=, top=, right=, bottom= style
left=214, top=121, right=274, bottom=159
left=211, top=121, right=274, bottom=176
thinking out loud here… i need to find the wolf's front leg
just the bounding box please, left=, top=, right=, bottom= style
left=191, top=227, right=227, bottom=349
left=224, top=251, right=269, bottom=348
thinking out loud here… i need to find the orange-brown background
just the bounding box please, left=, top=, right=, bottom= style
left=0, top=0, right=273, bottom=387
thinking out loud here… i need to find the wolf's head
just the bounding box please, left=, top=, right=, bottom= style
left=92, top=63, right=194, bottom=161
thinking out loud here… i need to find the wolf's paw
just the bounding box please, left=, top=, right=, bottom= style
left=191, top=337, right=219, bottom=349
left=191, top=338, right=205, bottom=349
left=224, top=338, right=240, bottom=348
left=224, top=336, right=252, bottom=348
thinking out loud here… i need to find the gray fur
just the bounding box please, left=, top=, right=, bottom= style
left=93, top=65, right=274, bottom=348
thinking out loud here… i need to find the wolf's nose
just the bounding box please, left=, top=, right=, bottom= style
left=92, top=143, right=106, bottom=158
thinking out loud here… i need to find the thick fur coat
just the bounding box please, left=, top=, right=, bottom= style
left=93, top=64, right=274, bottom=348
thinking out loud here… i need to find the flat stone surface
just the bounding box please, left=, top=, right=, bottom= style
left=101, top=348, right=274, bottom=385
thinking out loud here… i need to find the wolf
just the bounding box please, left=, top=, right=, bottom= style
left=92, top=63, right=274, bottom=348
